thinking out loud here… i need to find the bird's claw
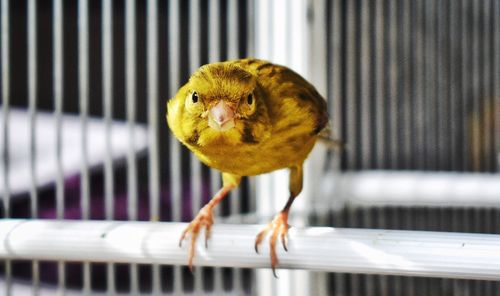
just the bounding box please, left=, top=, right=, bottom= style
left=272, top=266, right=279, bottom=278
left=281, top=232, right=288, bottom=252
left=254, top=211, right=290, bottom=278
left=178, top=207, right=214, bottom=272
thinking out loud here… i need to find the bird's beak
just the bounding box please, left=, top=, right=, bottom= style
left=208, top=100, right=235, bottom=132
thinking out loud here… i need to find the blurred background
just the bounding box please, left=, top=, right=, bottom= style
left=0, top=0, right=499, bottom=295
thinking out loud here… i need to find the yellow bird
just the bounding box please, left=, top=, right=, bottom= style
left=167, top=58, right=331, bottom=276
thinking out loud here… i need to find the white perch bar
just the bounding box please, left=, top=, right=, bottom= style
left=323, top=171, right=500, bottom=208
left=1, top=219, right=500, bottom=280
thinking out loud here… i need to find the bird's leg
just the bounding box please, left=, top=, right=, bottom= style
left=254, top=165, right=303, bottom=277
left=254, top=196, right=294, bottom=277
left=179, top=173, right=241, bottom=272
left=179, top=185, right=232, bottom=271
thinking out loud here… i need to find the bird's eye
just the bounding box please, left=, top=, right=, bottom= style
left=247, top=93, right=253, bottom=105
left=192, top=92, right=199, bottom=103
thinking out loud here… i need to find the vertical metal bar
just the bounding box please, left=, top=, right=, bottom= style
left=444, top=0, right=454, bottom=172
left=449, top=0, right=458, bottom=172
left=168, top=0, right=183, bottom=293
left=267, top=0, right=274, bottom=60
left=360, top=0, right=371, bottom=170
left=284, top=0, right=292, bottom=65
left=495, top=0, right=500, bottom=171
left=471, top=0, right=481, bottom=172
left=450, top=1, right=463, bottom=171
left=78, top=0, right=91, bottom=294
left=246, top=0, right=255, bottom=59
left=27, top=0, right=38, bottom=222
left=375, top=0, right=386, bottom=169
left=1, top=0, right=11, bottom=294
left=53, top=0, right=66, bottom=293
left=78, top=0, right=90, bottom=221
left=254, top=0, right=264, bottom=59
left=147, top=0, right=160, bottom=225
left=389, top=0, right=398, bottom=170
left=402, top=0, right=413, bottom=170
left=347, top=208, right=359, bottom=296
left=428, top=0, right=439, bottom=171
left=27, top=0, right=40, bottom=294
left=436, top=0, right=447, bottom=171
left=292, top=0, right=309, bottom=74
left=451, top=209, right=460, bottom=293
left=433, top=0, right=443, bottom=171
left=423, top=0, right=434, bottom=171
left=125, top=0, right=139, bottom=294
left=482, top=0, right=492, bottom=172
left=473, top=208, right=481, bottom=296
left=146, top=0, right=161, bottom=294
left=209, top=0, right=220, bottom=63
left=255, top=0, right=268, bottom=60
left=346, top=0, right=357, bottom=170
left=102, top=0, right=114, bottom=229
left=208, top=0, right=222, bottom=292
left=53, top=1, right=65, bottom=220
left=125, top=0, right=137, bottom=222
left=331, top=0, right=342, bottom=170
left=461, top=0, right=469, bottom=171
left=1, top=0, right=10, bottom=219
left=271, top=0, right=285, bottom=65
left=227, top=0, right=239, bottom=61
left=414, top=0, right=425, bottom=170
left=378, top=209, right=389, bottom=296
left=102, top=0, right=116, bottom=294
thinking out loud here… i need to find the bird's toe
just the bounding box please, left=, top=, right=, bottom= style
left=179, top=207, right=215, bottom=272
left=255, top=211, right=290, bottom=277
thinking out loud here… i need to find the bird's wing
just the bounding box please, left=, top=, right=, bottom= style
left=242, top=59, right=329, bottom=136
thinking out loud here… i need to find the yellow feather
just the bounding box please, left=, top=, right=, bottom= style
left=166, top=58, right=328, bottom=176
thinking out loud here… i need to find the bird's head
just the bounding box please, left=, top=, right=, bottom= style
left=167, top=63, right=271, bottom=147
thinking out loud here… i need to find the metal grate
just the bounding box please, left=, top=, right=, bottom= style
left=309, top=0, right=500, bottom=295
left=311, top=0, right=500, bottom=172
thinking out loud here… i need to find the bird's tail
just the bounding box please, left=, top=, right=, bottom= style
left=317, top=124, right=343, bottom=150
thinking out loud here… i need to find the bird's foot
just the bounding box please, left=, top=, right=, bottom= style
left=179, top=206, right=214, bottom=272
left=254, top=211, right=290, bottom=278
